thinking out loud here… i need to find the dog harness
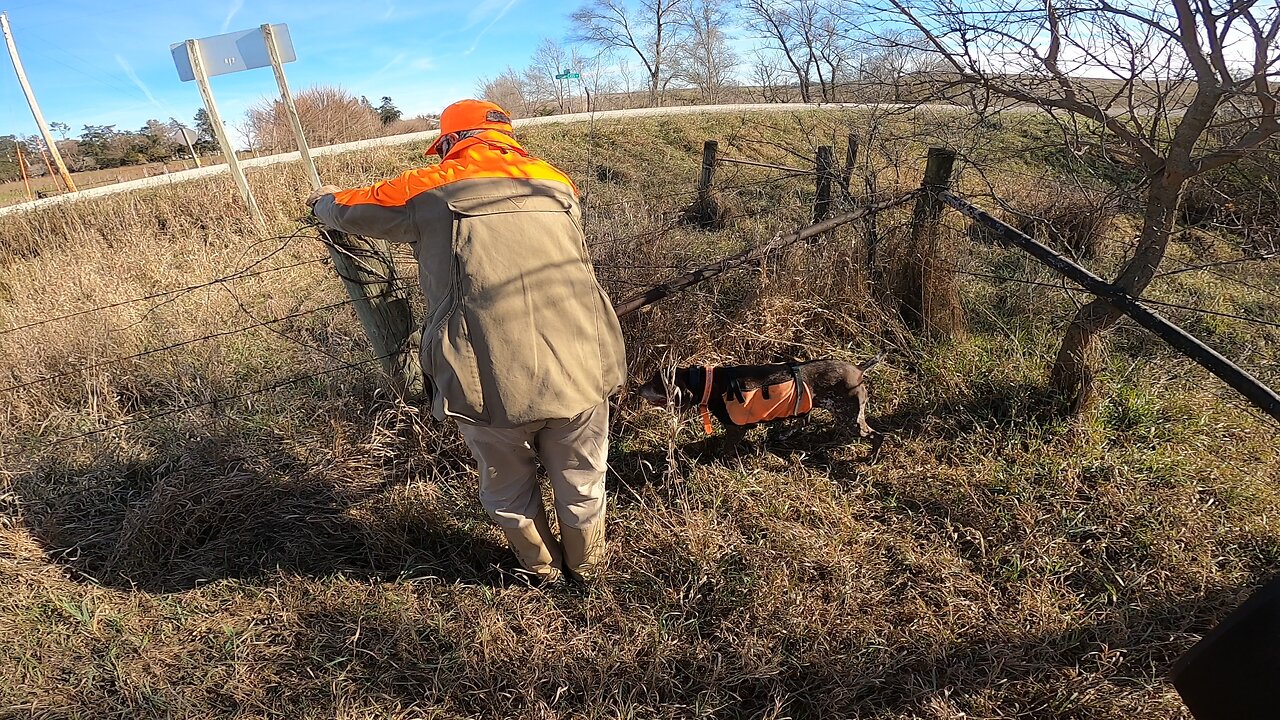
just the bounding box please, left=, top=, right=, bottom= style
left=697, top=365, right=815, bottom=435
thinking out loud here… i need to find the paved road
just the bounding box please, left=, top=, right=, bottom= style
left=0, top=102, right=965, bottom=218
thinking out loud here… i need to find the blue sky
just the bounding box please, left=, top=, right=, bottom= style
left=0, top=0, right=575, bottom=143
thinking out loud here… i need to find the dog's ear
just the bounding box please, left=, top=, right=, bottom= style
left=667, top=367, right=698, bottom=406
left=636, top=371, right=664, bottom=393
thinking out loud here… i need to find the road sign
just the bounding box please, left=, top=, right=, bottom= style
left=555, top=71, right=581, bottom=80
left=170, top=23, right=295, bottom=82
left=174, top=126, right=198, bottom=145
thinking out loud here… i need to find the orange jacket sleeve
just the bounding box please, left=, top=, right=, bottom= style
left=312, top=169, right=419, bottom=243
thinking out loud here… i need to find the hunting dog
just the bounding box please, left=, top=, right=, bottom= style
left=635, top=353, right=885, bottom=458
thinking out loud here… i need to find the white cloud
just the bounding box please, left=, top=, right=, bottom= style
left=220, top=0, right=245, bottom=33
left=464, top=0, right=520, bottom=55
left=463, top=0, right=513, bottom=30
left=373, top=52, right=411, bottom=78
left=115, top=55, right=167, bottom=113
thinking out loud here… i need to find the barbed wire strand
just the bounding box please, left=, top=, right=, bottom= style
left=35, top=353, right=392, bottom=449
left=0, top=228, right=328, bottom=336
left=0, top=281, right=417, bottom=395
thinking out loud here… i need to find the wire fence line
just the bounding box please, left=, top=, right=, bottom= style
left=941, top=187, right=1280, bottom=425
left=4, top=157, right=882, bottom=453
left=0, top=236, right=328, bottom=337
left=947, top=186, right=1280, bottom=332
left=949, top=265, right=1280, bottom=331
left=1, top=282, right=419, bottom=395
left=33, top=353, right=394, bottom=449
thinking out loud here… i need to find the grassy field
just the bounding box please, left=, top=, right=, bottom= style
left=1, top=108, right=1278, bottom=719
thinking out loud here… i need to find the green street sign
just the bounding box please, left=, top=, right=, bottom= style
left=555, top=72, right=581, bottom=80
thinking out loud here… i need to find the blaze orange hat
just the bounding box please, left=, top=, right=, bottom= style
left=427, top=99, right=514, bottom=156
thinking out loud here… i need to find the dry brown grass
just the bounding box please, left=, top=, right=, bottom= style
left=1, top=109, right=1279, bottom=719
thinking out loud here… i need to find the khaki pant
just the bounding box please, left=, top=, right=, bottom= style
left=457, top=401, right=609, bottom=581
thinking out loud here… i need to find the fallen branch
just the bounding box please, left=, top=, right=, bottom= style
left=614, top=191, right=917, bottom=318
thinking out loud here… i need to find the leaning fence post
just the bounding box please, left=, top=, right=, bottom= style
left=322, top=229, right=424, bottom=400
left=698, top=140, right=718, bottom=204
left=898, top=147, right=963, bottom=338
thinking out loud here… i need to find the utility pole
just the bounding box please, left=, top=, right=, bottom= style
left=1, top=12, right=76, bottom=192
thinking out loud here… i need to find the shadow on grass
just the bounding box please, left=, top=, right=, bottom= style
left=259, top=558, right=1252, bottom=718
left=13, top=431, right=513, bottom=593
left=872, top=377, right=1068, bottom=439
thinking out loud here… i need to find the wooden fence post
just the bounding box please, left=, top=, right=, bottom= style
left=841, top=134, right=858, bottom=201
left=898, top=147, right=963, bottom=337
left=698, top=140, right=718, bottom=204
left=682, top=139, right=726, bottom=230
left=814, top=145, right=836, bottom=224
left=323, top=229, right=424, bottom=400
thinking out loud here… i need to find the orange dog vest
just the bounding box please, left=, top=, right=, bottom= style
left=698, top=365, right=815, bottom=434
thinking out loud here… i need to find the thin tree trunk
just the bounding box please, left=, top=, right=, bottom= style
left=1049, top=174, right=1186, bottom=412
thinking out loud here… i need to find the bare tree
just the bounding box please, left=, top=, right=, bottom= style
left=244, top=86, right=382, bottom=151
left=525, top=39, right=576, bottom=113
left=751, top=49, right=794, bottom=102
left=742, top=0, right=852, bottom=103
left=881, top=0, right=1280, bottom=411
left=673, top=0, right=739, bottom=104
left=478, top=67, right=533, bottom=117
left=571, top=0, right=688, bottom=106
left=858, top=30, right=946, bottom=102
left=616, top=57, right=641, bottom=104
left=576, top=49, right=622, bottom=111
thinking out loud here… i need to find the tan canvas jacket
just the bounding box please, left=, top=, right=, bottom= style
left=313, top=132, right=626, bottom=427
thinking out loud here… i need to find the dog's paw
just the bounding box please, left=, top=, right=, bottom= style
left=864, top=433, right=886, bottom=464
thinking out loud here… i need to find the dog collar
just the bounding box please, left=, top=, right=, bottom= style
left=699, top=365, right=715, bottom=435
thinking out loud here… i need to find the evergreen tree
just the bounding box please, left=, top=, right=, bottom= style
left=376, top=96, right=402, bottom=126
left=192, top=108, right=219, bottom=153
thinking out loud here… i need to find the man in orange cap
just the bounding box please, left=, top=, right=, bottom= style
left=307, top=100, right=626, bottom=584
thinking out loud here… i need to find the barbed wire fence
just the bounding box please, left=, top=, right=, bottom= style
left=1, top=149, right=909, bottom=458
left=3, top=135, right=1278, bottom=464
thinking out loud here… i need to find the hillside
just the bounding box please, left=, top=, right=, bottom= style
left=1, top=108, right=1278, bottom=719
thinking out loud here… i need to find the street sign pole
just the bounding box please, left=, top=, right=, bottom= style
left=555, top=69, right=580, bottom=113
left=171, top=118, right=202, bottom=168
left=261, top=23, right=321, bottom=190
left=185, top=38, right=263, bottom=225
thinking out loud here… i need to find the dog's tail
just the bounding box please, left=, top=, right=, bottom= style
left=858, top=350, right=887, bottom=373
